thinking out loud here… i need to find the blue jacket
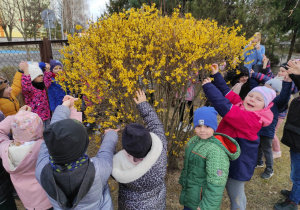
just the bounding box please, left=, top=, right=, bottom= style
left=244, top=45, right=265, bottom=71
left=250, top=78, right=292, bottom=138
left=48, top=78, right=68, bottom=112
left=203, top=73, right=273, bottom=181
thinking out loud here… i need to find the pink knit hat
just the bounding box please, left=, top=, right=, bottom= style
left=11, top=110, right=44, bottom=144
left=249, top=86, right=276, bottom=108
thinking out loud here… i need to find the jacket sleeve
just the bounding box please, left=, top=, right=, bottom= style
left=250, top=77, right=260, bottom=90
left=21, top=74, right=34, bottom=96
left=256, top=46, right=264, bottom=63
left=0, top=116, right=13, bottom=142
left=11, top=71, right=23, bottom=97
left=199, top=147, right=229, bottom=210
left=95, top=130, right=118, bottom=186
left=35, top=141, right=50, bottom=183
left=48, top=84, right=56, bottom=112
left=273, top=81, right=292, bottom=112
left=203, top=83, right=233, bottom=117
left=50, top=105, right=71, bottom=124
left=251, top=72, right=272, bottom=84
left=289, top=74, right=300, bottom=90
left=136, top=101, right=167, bottom=151
left=44, top=71, right=52, bottom=88
left=211, top=72, right=232, bottom=96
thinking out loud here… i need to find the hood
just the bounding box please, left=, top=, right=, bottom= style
left=112, top=132, right=163, bottom=184
left=236, top=101, right=274, bottom=127
left=211, top=133, right=241, bottom=161
left=2, top=140, right=43, bottom=174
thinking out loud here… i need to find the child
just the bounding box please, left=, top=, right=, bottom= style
left=112, top=90, right=167, bottom=209
left=202, top=64, right=275, bottom=210
left=252, top=76, right=292, bottom=179
left=48, top=60, right=68, bottom=112
left=22, top=63, right=52, bottom=128
left=0, top=105, right=52, bottom=210
left=0, top=111, right=17, bottom=210
left=225, top=65, right=249, bottom=95
left=0, top=61, right=25, bottom=117
left=35, top=96, right=117, bottom=209
left=179, top=106, right=240, bottom=210
left=273, top=60, right=300, bottom=209
left=251, top=61, right=298, bottom=159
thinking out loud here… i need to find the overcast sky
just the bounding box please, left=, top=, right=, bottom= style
left=88, top=0, right=109, bottom=20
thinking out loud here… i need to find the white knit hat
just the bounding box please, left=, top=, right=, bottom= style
left=28, top=63, right=44, bottom=81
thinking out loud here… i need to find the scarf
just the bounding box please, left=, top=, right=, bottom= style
left=32, top=81, right=45, bottom=90
left=49, top=154, right=89, bottom=172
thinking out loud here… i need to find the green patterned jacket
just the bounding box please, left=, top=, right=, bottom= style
left=179, top=133, right=240, bottom=210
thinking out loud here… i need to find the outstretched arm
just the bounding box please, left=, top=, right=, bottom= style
left=134, top=90, right=167, bottom=150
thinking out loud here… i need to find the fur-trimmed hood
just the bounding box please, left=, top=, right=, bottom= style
left=112, top=132, right=162, bottom=183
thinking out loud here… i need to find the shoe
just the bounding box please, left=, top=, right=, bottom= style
left=261, top=170, right=274, bottom=179
left=273, top=151, right=282, bottom=159
left=280, top=190, right=290, bottom=197
left=183, top=124, right=193, bottom=132
left=255, top=163, right=264, bottom=168
left=274, top=198, right=298, bottom=210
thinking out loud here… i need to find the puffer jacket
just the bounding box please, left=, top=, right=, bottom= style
left=0, top=71, right=22, bottom=116
left=179, top=133, right=240, bottom=210
left=21, top=72, right=52, bottom=121
left=112, top=102, right=167, bottom=210
left=48, top=77, right=68, bottom=112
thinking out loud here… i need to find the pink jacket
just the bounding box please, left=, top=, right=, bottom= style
left=21, top=72, right=52, bottom=121
left=0, top=116, right=52, bottom=210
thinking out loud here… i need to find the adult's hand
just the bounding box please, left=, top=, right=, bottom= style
left=287, top=60, right=300, bottom=75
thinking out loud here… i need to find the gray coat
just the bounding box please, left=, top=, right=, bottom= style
left=112, top=102, right=168, bottom=210
left=35, top=105, right=117, bottom=210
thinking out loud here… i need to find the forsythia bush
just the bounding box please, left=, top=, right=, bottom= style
left=58, top=4, right=248, bottom=168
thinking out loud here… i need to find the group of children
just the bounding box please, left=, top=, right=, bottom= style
left=0, top=56, right=299, bottom=210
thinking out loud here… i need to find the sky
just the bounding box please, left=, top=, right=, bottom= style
left=88, top=0, right=109, bottom=20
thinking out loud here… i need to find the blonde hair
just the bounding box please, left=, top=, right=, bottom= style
left=253, top=32, right=261, bottom=42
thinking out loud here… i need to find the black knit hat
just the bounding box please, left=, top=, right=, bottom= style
left=43, top=119, right=89, bottom=164
left=122, top=123, right=152, bottom=158
left=280, top=62, right=289, bottom=70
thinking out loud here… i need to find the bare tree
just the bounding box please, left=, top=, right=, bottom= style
left=0, top=0, right=16, bottom=41
left=14, top=0, right=49, bottom=41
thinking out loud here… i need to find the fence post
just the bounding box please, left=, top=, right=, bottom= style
left=40, top=38, right=53, bottom=63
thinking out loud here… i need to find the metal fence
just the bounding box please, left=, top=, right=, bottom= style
left=0, top=39, right=68, bottom=70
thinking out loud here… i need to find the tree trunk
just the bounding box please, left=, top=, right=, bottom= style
left=8, top=26, right=13, bottom=41
left=287, top=29, right=298, bottom=61
left=2, top=25, right=11, bottom=42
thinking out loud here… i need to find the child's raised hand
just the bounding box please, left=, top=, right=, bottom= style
left=287, top=60, right=300, bottom=75
left=62, top=95, right=78, bottom=108
left=202, top=77, right=211, bottom=86
left=19, top=61, right=28, bottom=72
left=284, top=75, right=292, bottom=82
left=45, top=63, right=50, bottom=72
left=250, top=69, right=254, bottom=77
left=133, top=89, right=147, bottom=104
left=19, top=105, right=31, bottom=112
left=211, top=64, right=219, bottom=75
left=104, top=128, right=120, bottom=134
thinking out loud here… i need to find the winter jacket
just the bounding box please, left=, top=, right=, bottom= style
left=0, top=71, right=22, bottom=116
left=21, top=72, right=52, bottom=121
left=281, top=74, right=300, bottom=152
left=250, top=78, right=292, bottom=138
left=0, top=116, right=51, bottom=210
left=203, top=72, right=273, bottom=181
left=179, top=133, right=240, bottom=210
left=48, top=77, right=68, bottom=111
left=243, top=45, right=265, bottom=71
left=112, top=102, right=167, bottom=210
left=35, top=105, right=116, bottom=210
left=0, top=112, right=14, bottom=203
